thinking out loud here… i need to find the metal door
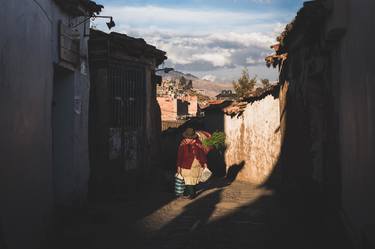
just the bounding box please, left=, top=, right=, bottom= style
left=107, top=63, right=146, bottom=171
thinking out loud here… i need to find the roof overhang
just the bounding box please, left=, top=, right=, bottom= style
left=54, top=0, right=103, bottom=16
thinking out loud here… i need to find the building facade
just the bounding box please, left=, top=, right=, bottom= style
left=0, top=1, right=102, bottom=248
left=216, top=90, right=236, bottom=101
left=198, top=86, right=281, bottom=180
left=88, top=30, right=167, bottom=197
left=157, top=78, right=199, bottom=123
left=267, top=0, right=375, bottom=247
left=158, top=95, right=198, bottom=122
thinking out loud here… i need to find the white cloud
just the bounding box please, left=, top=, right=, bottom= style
left=193, top=50, right=232, bottom=67
left=245, top=56, right=264, bottom=65
left=101, top=5, right=279, bottom=30
left=94, top=4, right=285, bottom=81
left=202, top=75, right=217, bottom=82
left=148, top=32, right=272, bottom=70
left=98, top=5, right=287, bottom=37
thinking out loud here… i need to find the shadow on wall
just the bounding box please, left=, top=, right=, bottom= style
left=57, top=77, right=353, bottom=249
left=259, top=80, right=351, bottom=248
left=56, top=106, right=352, bottom=249
left=153, top=77, right=350, bottom=248
left=226, top=161, right=245, bottom=182
left=206, top=149, right=226, bottom=177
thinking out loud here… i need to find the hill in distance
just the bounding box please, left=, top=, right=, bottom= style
left=157, top=70, right=199, bottom=81
left=157, top=70, right=233, bottom=98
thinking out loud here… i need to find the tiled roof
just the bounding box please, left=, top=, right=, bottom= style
left=208, top=100, right=226, bottom=105
left=242, top=84, right=279, bottom=103
left=201, top=100, right=232, bottom=112
left=90, top=29, right=167, bottom=66
left=223, top=102, right=248, bottom=116
left=204, top=84, right=280, bottom=116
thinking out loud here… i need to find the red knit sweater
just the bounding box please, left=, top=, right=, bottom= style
left=176, top=138, right=209, bottom=169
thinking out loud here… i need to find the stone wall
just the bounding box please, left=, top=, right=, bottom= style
left=224, top=95, right=281, bottom=184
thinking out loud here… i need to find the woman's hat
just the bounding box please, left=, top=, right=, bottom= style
left=182, top=128, right=198, bottom=139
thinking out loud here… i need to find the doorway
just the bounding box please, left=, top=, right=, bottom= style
left=52, top=66, right=74, bottom=208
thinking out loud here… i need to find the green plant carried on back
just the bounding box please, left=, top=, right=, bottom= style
left=202, top=132, right=226, bottom=151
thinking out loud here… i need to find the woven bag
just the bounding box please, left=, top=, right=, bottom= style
left=174, top=173, right=185, bottom=196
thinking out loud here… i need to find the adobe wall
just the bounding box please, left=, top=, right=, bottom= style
left=224, top=95, right=281, bottom=184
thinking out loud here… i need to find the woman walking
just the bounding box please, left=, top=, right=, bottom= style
left=176, top=128, right=209, bottom=199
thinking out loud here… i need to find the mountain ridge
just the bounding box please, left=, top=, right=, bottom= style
left=157, top=70, right=233, bottom=97
left=157, top=70, right=199, bottom=81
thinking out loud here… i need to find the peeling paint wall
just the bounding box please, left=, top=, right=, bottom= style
left=224, top=95, right=281, bottom=184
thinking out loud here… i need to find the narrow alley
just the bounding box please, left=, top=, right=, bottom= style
left=1, top=1, right=375, bottom=249
left=54, top=177, right=350, bottom=249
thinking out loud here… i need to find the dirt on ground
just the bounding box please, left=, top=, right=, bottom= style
left=52, top=178, right=351, bottom=249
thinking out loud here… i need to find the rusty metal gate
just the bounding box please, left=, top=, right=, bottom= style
left=107, top=63, right=146, bottom=171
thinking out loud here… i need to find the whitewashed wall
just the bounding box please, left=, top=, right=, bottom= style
left=224, top=95, right=281, bottom=184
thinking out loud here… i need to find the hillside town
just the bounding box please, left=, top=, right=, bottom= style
left=1, top=1, right=375, bottom=249
left=156, top=73, right=238, bottom=130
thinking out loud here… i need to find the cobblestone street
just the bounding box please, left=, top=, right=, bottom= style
left=55, top=178, right=350, bottom=249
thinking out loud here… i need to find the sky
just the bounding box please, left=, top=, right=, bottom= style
left=93, top=0, right=305, bottom=83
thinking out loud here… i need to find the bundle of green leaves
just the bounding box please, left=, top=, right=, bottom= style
left=202, top=132, right=226, bottom=150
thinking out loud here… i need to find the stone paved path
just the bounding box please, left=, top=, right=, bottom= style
left=54, top=178, right=350, bottom=249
